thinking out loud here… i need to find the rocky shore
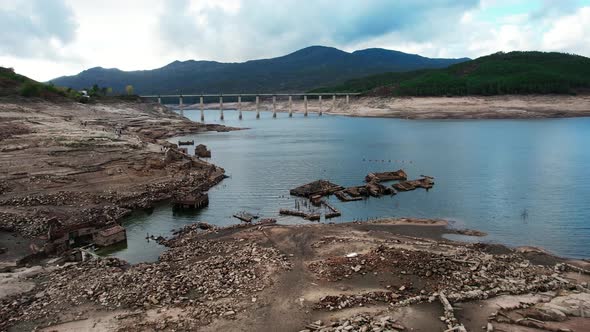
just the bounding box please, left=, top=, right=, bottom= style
left=0, top=98, right=231, bottom=261
left=1, top=219, right=589, bottom=331
left=2, top=98, right=590, bottom=331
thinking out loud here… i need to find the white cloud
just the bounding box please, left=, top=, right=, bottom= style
left=1, top=0, right=590, bottom=82
left=542, top=7, right=590, bottom=55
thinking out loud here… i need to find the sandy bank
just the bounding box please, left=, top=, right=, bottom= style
left=179, top=94, right=590, bottom=119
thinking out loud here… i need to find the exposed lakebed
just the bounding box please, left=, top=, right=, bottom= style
left=102, top=109, right=590, bottom=263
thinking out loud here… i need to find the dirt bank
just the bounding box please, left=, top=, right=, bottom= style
left=2, top=219, right=589, bottom=331
left=181, top=94, right=590, bottom=119
left=0, top=97, right=233, bottom=263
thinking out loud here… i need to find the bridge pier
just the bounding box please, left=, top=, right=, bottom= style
left=332, top=94, right=336, bottom=111
left=200, top=96, right=204, bottom=122
left=220, top=95, right=224, bottom=120
left=319, top=95, right=322, bottom=116
left=238, top=95, right=242, bottom=120
left=179, top=95, right=184, bottom=117
left=272, top=95, right=277, bottom=118
left=256, top=95, right=260, bottom=119
left=288, top=95, right=292, bottom=117
left=304, top=95, right=308, bottom=117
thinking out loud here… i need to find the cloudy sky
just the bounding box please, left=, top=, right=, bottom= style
left=1, top=0, right=590, bottom=81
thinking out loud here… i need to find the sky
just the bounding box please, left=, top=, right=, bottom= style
left=1, top=0, right=590, bottom=81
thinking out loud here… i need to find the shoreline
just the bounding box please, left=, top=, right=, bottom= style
left=0, top=99, right=235, bottom=267
left=172, top=94, right=590, bottom=119
left=1, top=97, right=589, bottom=330
left=2, top=219, right=589, bottom=331
left=2, top=98, right=587, bottom=266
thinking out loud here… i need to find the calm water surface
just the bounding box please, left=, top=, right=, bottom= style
left=102, top=110, right=590, bottom=263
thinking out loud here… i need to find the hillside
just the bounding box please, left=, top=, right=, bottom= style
left=312, top=51, right=590, bottom=96
left=49, top=46, right=469, bottom=94
left=0, top=67, right=66, bottom=98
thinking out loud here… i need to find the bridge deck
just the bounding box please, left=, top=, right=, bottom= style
left=140, top=93, right=361, bottom=98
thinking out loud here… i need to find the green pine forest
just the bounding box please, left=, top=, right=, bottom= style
left=311, top=51, right=590, bottom=96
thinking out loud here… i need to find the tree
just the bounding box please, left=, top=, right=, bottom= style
left=125, top=85, right=134, bottom=95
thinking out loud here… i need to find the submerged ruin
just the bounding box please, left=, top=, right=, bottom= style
left=172, top=193, right=209, bottom=210
left=289, top=180, right=344, bottom=198
left=288, top=170, right=434, bottom=220
left=195, top=144, right=212, bottom=158
left=365, top=169, right=407, bottom=183
left=392, top=177, right=435, bottom=191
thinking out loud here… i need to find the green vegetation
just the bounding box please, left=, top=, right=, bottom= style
left=311, top=52, right=590, bottom=96
left=19, top=81, right=65, bottom=98
left=0, top=67, right=120, bottom=103
left=0, top=67, right=69, bottom=98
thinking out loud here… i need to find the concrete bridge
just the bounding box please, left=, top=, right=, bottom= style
left=140, top=93, right=361, bottom=121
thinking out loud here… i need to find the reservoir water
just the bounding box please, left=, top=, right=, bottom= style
left=102, top=109, right=590, bottom=263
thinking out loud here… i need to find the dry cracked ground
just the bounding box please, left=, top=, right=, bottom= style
left=2, top=219, right=590, bottom=332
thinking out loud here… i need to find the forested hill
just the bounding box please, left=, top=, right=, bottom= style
left=49, top=46, right=469, bottom=94
left=311, top=52, right=590, bottom=96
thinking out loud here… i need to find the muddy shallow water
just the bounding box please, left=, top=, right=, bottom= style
left=100, top=109, right=590, bottom=263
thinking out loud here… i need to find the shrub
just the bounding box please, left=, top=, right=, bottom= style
left=20, top=82, right=42, bottom=97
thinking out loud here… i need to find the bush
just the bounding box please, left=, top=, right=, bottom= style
left=20, top=82, right=42, bottom=97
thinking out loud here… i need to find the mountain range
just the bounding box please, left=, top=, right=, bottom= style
left=50, top=46, right=469, bottom=94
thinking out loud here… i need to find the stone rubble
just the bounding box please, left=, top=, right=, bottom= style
left=308, top=240, right=573, bottom=329
left=301, top=314, right=406, bottom=332
left=0, top=231, right=291, bottom=330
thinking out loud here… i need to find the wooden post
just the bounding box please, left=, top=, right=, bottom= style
left=304, top=95, right=308, bottom=117
left=319, top=95, right=322, bottom=116
left=288, top=95, right=292, bottom=117
left=272, top=95, right=277, bottom=118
